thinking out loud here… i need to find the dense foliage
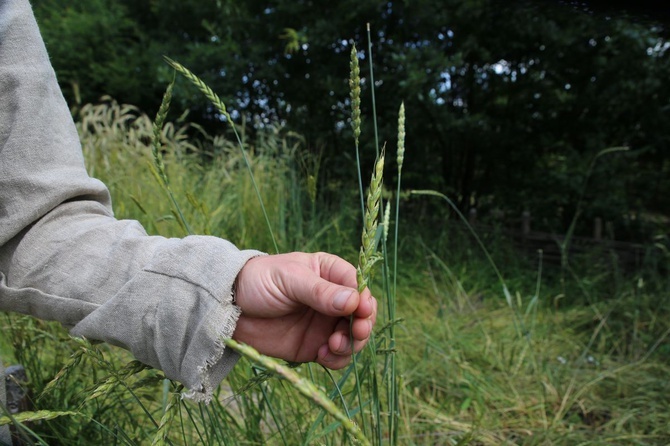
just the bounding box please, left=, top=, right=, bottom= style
left=33, top=0, right=670, bottom=239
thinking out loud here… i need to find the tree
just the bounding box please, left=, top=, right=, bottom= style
left=33, top=0, right=670, bottom=239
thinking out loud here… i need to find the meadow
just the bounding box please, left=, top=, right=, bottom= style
left=2, top=66, right=670, bottom=445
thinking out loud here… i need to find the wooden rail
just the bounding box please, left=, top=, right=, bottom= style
left=464, top=208, right=653, bottom=270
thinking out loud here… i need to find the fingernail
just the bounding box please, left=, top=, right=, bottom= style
left=333, top=290, right=351, bottom=311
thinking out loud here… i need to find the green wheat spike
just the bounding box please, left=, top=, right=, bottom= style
left=350, top=45, right=365, bottom=221
left=396, top=102, right=405, bottom=173
left=164, top=57, right=232, bottom=122
left=164, top=56, right=279, bottom=252
left=0, top=410, right=81, bottom=426
left=151, top=76, right=174, bottom=188
left=152, top=385, right=183, bottom=446
left=349, top=45, right=362, bottom=144
left=358, top=150, right=385, bottom=293
left=150, top=75, right=193, bottom=234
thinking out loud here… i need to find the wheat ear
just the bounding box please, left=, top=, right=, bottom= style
left=225, top=339, right=370, bottom=445
left=0, top=410, right=81, bottom=426
left=164, top=56, right=279, bottom=252
left=357, top=150, right=385, bottom=292
left=85, top=360, right=150, bottom=403
left=151, top=385, right=183, bottom=446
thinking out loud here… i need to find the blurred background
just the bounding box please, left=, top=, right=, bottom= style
left=33, top=0, right=670, bottom=243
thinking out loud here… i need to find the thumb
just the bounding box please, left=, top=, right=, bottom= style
left=283, top=269, right=360, bottom=316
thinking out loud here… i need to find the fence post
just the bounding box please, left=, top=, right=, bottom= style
left=594, top=217, right=602, bottom=240
left=468, top=208, right=477, bottom=226
left=522, top=210, right=531, bottom=238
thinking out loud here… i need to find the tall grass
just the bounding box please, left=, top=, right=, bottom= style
left=2, top=37, right=670, bottom=446
left=78, top=97, right=334, bottom=253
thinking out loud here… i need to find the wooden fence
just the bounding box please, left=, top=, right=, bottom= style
left=464, top=209, right=654, bottom=270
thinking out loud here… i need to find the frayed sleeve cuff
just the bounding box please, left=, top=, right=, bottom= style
left=69, top=235, right=266, bottom=403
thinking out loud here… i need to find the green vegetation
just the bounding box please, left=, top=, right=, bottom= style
left=2, top=68, right=670, bottom=443
left=3, top=1, right=670, bottom=443
left=31, top=0, right=670, bottom=239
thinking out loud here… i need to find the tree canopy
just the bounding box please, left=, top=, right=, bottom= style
left=33, top=0, right=670, bottom=240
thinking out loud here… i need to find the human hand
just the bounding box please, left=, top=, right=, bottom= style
left=231, top=252, right=377, bottom=369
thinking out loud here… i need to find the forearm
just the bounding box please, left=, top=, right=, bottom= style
left=1, top=200, right=262, bottom=400
left=0, top=0, right=264, bottom=402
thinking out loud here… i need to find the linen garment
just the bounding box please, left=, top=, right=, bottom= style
left=0, top=0, right=263, bottom=407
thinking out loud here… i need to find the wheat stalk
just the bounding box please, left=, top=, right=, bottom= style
left=149, top=76, right=193, bottom=235
left=151, top=77, right=173, bottom=187
left=396, top=102, right=405, bottom=173
left=224, top=339, right=370, bottom=445
left=388, top=100, right=406, bottom=444
left=351, top=150, right=385, bottom=443
left=349, top=45, right=366, bottom=221
left=349, top=46, right=362, bottom=145
left=382, top=200, right=391, bottom=244
left=164, top=57, right=232, bottom=123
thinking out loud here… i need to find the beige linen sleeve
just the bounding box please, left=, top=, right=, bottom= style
left=0, top=0, right=263, bottom=402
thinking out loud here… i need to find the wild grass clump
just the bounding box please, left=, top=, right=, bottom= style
left=388, top=222, right=670, bottom=444
left=76, top=97, right=344, bottom=254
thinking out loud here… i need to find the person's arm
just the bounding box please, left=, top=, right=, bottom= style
left=0, top=0, right=377, bottom=403
left=0, top=0, right=377, bottom=400
left=0, top=0, right=262, bottom=402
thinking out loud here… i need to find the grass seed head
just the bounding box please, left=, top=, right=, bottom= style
left=349, top=45, right=361, bottom=142
left=383, top=200, right=391, bottom=243
left=152, top=385, right=183, bottom=446
left=358, top=150, right=385, bottom=291
left=165, top=57, right=231, bottom=122
left=397, top=102, right=405, bottom=171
